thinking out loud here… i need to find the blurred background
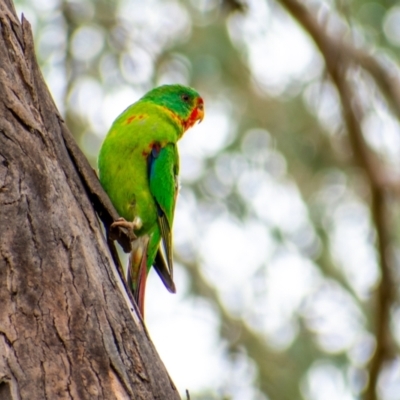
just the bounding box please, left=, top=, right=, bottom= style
left=14, top=0, right=400, bottom=398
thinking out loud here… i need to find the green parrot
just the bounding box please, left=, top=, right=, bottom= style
left=98, top=84, right=204, bottom=316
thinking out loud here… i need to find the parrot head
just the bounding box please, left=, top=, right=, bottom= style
left=141, top=84, right=204, bottom=132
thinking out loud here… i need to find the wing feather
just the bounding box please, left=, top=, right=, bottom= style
left=153, top=249, right=176, bottom=293
left=148, top=143, right=179, bottom=283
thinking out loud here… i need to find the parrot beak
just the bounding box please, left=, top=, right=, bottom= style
left=196, top=98, right=205, bottom=124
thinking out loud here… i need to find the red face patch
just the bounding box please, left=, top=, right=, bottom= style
left=184, top=98, right=204, bottom=130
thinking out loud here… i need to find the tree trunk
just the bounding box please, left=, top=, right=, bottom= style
left=0, top=1, right=179, bottom=399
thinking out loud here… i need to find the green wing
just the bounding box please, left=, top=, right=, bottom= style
left=148, top=143, right=179, bottom=280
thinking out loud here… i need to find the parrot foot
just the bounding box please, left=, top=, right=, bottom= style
left=110, top=217, right=142, bottom=242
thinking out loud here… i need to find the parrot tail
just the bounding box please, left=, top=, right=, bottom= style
left=127, top=237, right=149, bottom=317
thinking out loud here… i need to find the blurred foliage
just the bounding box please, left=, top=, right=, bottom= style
left=14, top=0, right=400, bottom=399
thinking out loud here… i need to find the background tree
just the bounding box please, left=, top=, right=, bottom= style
left=10, top=0, right=400, bottom=399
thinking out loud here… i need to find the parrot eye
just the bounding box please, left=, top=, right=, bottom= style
left=181, top=93, right=190, bottom=102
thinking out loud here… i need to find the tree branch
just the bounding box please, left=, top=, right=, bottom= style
left=277, top=0, right=400, bottom=124
left=0, top=2, right=179, bottom=398
left=277, top=1, right=397, bottom=399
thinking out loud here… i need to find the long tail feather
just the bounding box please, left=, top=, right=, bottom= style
left=135, top=253, right=147, bottom=317
left=127, top=237, right=149, bottom=317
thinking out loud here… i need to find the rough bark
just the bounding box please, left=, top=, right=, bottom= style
left=0, top=1, right=179, bottom=399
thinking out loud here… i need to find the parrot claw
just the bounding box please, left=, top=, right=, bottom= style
left=110, top=217, right=142, bottom=242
